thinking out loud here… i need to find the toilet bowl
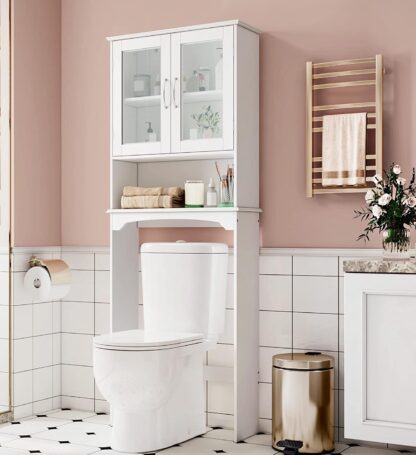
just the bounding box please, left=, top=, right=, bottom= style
left=93, top=242, right=228, bottom=453
left=94, top=330, right=207, bottom=453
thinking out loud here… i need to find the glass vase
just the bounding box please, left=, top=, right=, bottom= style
left=382, top=227, right=411, bottom=260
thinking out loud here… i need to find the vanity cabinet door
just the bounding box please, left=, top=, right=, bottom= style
left=345, top=273, right=416, bottom=447
left=112, top=35, right=171, bottom=156
left=171, top=26, right=234, bottom=154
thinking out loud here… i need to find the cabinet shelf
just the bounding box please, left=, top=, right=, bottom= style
left=182, top=89, right=222, bottom=104
left=109, top=207, right=261, bottom=231
left=124, top=95, right=161, bottom=108
left=112, top=150, right=234, bottom=162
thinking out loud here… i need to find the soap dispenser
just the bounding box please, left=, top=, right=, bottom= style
left=145, top=122, right=157, bottom=142
left=206, top=178, right=217, bottom=207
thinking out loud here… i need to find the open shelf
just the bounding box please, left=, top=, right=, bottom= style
left=112, top=149, right=234, bottom=162
left=124, top=95, right=161, bottom=108
left=108, top=207, right=261, bottom=231
left=182, top=89, right=222, bottom=104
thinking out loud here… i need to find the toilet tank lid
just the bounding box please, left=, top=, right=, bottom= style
left=141, top=242, right=228, bottom=254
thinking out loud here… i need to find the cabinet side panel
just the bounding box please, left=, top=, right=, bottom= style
left=234, top=27, right=259, bottom=208
left=111, top=161, right=138, bottom=209
left=234, top=212, right=260, bottom=440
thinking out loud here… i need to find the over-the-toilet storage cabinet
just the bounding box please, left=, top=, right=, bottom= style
left=108, top=21, right=260, bottom=442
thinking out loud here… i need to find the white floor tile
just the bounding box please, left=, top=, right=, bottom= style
left=244, top=433, right=272, bottom=446
left=34, top=421, right=111, bottom=448
left=0, top=411, right=402, bottom=455
left=0, top=433, right=19, bottom=443
left=84, top=413, right=110, bottom=425
left=343, top=447, right=400, bottom=455
left=0, top=417, right=70, bottom=436
left=0, top=447, right=28, bottom=454
left=47, top=409, right=96, bottom=420
left=3, top=436, right=98, bottom=454
left=203, top=428, right=234, bottom=441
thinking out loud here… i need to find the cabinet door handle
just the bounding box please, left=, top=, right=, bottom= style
left=173, top=77, right=179, bottom=108
left=162, top=78, right=170, bottom=109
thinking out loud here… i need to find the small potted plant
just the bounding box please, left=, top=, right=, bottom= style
left=191, top=105, right=220, bottom=139
left=355, top=163, right=416, bottom=260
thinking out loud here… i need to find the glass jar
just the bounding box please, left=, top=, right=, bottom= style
left=382, top=227, right=411, bottom=260
left=218, top=175, right=233, bottom=207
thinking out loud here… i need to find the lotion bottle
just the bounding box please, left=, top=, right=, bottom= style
left=206, top=178, right=217, bottom=207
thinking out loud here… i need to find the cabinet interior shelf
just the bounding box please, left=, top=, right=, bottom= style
left=112, top=149, right=234, bottom=162
left=108, top=207, right=261, bottom=231
left=182, top=89, right=222, bottom=103
left=123, top=90, right=222, bottom=109
left=124, top=95, right=161, bottom=108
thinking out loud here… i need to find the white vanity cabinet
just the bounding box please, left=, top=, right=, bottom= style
left=344, top=265, right=416, bottom=447
left=111, top=21, right=253, bottom=157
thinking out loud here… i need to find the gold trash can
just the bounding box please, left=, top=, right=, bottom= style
left=272, top=352, right=334, bottom=454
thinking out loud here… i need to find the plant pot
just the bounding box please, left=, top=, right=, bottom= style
left=202, top=128, right=213, bottom=139
left=382, top=227, right=411, bottom=260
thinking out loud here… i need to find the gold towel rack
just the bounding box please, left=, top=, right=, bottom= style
left=306, top=54, right=383, bottom=197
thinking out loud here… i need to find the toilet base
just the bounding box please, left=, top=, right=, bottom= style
left=111, top=408, right=206, bottom=453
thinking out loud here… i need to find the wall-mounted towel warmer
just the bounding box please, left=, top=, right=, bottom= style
left=306, top=55, right=383, bottom=197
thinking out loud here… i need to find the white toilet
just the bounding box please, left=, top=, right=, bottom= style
left=93, top=242, right=228, bottom=453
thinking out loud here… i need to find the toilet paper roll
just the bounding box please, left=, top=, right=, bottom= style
left=24, top=259, right=71, bottom=302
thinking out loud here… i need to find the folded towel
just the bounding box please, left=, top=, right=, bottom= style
left=123, top=186, right=184, bottom=197
left=322, top=113, right=366, bottom=186
left=121, top=195, right=184, bottom=209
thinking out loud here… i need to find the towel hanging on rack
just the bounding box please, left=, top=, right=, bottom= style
left=322, top=112, right=367, bottom=187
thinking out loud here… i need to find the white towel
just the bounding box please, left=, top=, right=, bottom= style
left=322, top=113, right=366, bottom=186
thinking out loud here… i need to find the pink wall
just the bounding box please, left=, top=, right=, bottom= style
left=12, top=0, right=61, bottom=246
left=16, top=0, right=416, bottom=248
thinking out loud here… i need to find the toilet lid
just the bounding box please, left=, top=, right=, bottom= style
left=94, top=329, right=204, bottom=350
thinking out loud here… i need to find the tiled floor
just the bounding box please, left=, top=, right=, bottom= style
left=0, top=409, right=409, bottom=455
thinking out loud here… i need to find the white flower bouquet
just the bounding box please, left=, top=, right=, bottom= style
left=355, top=164, right=416, bottom=257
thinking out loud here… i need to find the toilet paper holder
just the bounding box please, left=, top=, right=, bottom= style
left=24, top=256, right=71, bottom=302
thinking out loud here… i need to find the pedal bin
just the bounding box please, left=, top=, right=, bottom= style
left=272, top=352, right=334, bottom=453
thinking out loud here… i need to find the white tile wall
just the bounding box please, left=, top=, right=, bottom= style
left=293, top=276, right=338, bottom=313
left=8, top=246, right=382, bottom=444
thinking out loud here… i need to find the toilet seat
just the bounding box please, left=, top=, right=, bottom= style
left=94, top=329, right=204, bottom=351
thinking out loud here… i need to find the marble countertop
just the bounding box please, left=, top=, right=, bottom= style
left=344, top=259, right=416, bottom=274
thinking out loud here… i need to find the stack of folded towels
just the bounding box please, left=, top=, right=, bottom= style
left=121, top=186, right=185, bottom=209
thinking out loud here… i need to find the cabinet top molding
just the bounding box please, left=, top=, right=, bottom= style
left=107, top=20, right=261, bottom=42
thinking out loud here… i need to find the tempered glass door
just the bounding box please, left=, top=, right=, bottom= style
left=171, top=26, right=234, bottom=153
left=112, top=35, right=171, bottom=156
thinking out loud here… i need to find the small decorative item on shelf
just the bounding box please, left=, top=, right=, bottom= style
left=186, top=70, right=199, bottom=93
left=206, top=178, right=217, bottom=207
left=191, top=105, right=220, bottom=139
left=184, top=180, right=205, bottom=208
left=133, top=73, right=150, bottom=97
left=145, top=122, right=157, bottom=142
left=215, top=161, right=234, bottom=207
left=198, top=67, right=211, bottom=91
left=189, top=128, right=199, bottom=140
left=354, top=163, right=416, bottom=260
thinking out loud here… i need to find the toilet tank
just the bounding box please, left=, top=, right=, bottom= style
left=140, top=242, right=228, bottom=341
